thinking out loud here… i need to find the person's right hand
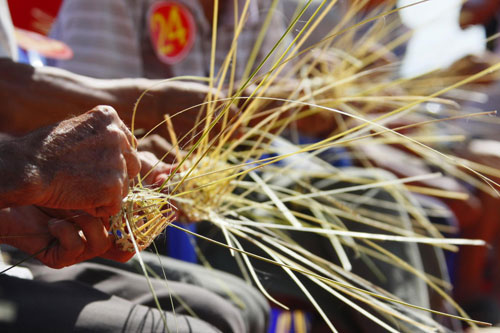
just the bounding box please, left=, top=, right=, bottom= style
left=24, top=106, right=141, bottom=217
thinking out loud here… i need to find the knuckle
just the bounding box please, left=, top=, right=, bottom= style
left=90, top=105, right=119, bottom=124
left=95, top=105, right=117, bottom=116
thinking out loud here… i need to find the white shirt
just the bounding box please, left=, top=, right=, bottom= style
left=0, top=0, right=17, bottom=60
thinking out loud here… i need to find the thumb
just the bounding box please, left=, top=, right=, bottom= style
left=45, top=219, right=85, bottom=268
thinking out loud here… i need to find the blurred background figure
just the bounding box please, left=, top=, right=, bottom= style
left=48, top=0, right=287, bottom=80
left=398, top=0, right=485, bottom=78
left=7, top=0, right=62, bottom=35
left=460, top=0, right=500, bottom=52
left=6, top=0, right=70, bottom=66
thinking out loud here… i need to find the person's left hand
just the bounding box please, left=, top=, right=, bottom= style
left=137, top=150, right=178, bottom=186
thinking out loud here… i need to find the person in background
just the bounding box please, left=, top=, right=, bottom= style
left=1, top=0, right=235, bottom=139
left=49, top=0, right=286, bottom=80
left=461, top=0, right=500, bottom=51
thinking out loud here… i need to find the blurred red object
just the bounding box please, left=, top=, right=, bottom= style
left=14, top=28, right=73, bottom=60
left=7, top=0, right=63, bottom=35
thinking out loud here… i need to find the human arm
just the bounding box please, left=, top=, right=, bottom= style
left=0, top=58, right=217, bottom=138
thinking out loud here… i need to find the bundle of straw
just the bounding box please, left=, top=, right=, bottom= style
left=115, top=0, right=500, bottom=331
left=110, top=188, right=174, bottom=252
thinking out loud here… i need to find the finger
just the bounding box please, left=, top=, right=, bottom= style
left=46, top=218, right=85, bottom=268
left=122, top=176, right=130, bottom=199
left=93, top=201, right=122, bottom=218
left=84, top=207, right=98, bottom=217
left=119, top=154, right=131, bottom=198
left=72, top=214, right=112, bottom=260
left=123, top=149, right=141, bottom=179
left=95, top=195, right=122, bottom=218
left=116, top=129, right=141, bottom=180
left=85, top=175, right=124, bottom=218
left=138, top=151, right=174, bottom=185
left=93, top=157, right=127, bottom=218
left=118, top=121, right=138, bottom=149
left=154, top=174, right=169, bottom=187
left=100, top=245, right=135, bottom=263
left=104, top=217, right=112, bottom=230
left=150, top=163, right=175, bottom=186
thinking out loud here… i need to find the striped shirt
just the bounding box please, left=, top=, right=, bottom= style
left=50, top=0, right=289, bottom=80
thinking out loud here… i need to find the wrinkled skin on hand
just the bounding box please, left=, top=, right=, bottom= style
left=0, top=149, right=177, bottom=269
left=0, top=115, right=183, bottom=268
left=0, top=206, right=133, bottom=269
left=28, top=106, right=141, bottom=217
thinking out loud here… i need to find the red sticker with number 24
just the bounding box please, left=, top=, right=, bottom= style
left=148, top=1, right=195, bottom=65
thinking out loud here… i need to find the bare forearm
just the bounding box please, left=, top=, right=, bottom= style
left=0, top=59, right=142, bottom=135
left=0, top=58, right=213, bottom=138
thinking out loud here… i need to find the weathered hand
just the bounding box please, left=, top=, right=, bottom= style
left=23, top=106, right=141, bottom=217
left=46, top=209, right=136, bottom=263
left=0, top=206, right=139, bottom=267
left=0, top=206, right=115, bottom=268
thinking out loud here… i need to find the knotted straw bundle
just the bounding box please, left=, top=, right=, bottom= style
left=110, top=188, right=175, bottom=252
